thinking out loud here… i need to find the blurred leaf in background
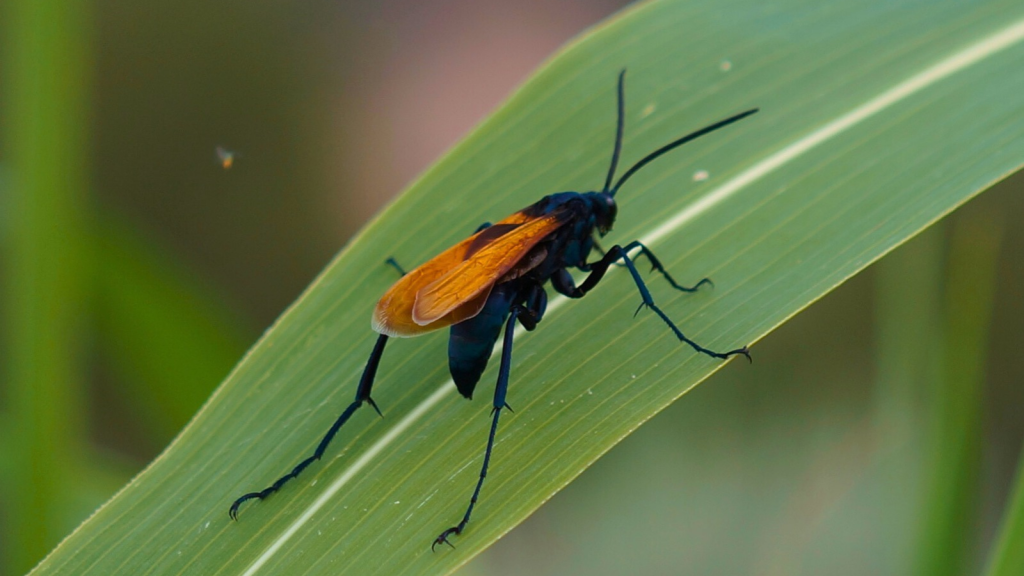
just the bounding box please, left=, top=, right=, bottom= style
left=2, top=1, right=94, bottom=573
left=94, top=214, right=253, bottom=445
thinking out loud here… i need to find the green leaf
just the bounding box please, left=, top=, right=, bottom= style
left=31, top=1, right=1024, bottom=574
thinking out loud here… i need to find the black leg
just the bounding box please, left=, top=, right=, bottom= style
left=433, top=307, right=518, bottom=550
left=229, top=334, right=390, bottom=520
left=554, top=247, right=749, bottom=361
left=517, top=283, right=547, bottom=331
left=620, top=241, right=713, bottom=292
left=384, top=257, right=407, bottom=276
left=551, top=268, right=579, bottom=297
left=583, top=238, right=625, bottom=272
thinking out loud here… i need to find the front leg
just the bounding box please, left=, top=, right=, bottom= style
left=622, top=241, right=712, bottom=292
left=578, top=241, right=709, bottom=291
left=551, top=245, right=749, bottom=361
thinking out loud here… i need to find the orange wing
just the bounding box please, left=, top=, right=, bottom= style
left=372, top=210, right=567, bottom=337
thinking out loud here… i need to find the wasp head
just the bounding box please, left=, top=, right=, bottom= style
left=587, top=191, right=617, bottom=236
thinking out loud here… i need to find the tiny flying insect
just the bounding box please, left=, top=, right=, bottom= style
left=216, top=146, right=238, bottom=169
left=229, top=70, right=758, bottom=549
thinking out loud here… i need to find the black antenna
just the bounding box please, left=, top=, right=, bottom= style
left=609, top=107, right=759, bottom=197
left=601, top=69, right=627, bottom=193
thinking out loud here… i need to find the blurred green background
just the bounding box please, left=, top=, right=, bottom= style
left=1, top=0, right=1021, bottom=575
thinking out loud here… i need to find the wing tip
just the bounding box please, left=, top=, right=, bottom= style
left=371, top=306, right=400, bottom=337
left=372, top=304, right=429, bottom=338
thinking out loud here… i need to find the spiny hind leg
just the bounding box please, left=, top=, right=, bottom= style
left=229, top=334, right=390, bottom=519
left=384, top=257, right=407, bottom=277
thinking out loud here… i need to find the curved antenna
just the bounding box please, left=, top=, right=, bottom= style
left=601, top=69, right=627, bottom=193
left=610, top=108, right=759, bottom=197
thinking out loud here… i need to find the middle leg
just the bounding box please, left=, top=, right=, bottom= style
left=434, top=306, right=519, bottom=550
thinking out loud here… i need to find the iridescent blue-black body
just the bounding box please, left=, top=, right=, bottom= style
left=447, top=191, right=614, bottom=399
left=448, top=283, right=516, bottom=399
